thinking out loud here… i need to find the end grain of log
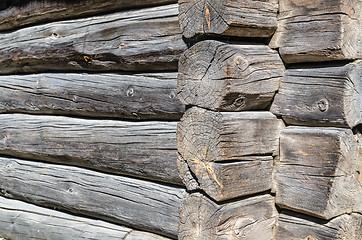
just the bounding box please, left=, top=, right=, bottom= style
left=179, top=0, right=278, bottom=39
left=178, top=40, right=284, bottom=111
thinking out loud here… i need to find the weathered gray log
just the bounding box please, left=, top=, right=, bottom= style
left=275, top=212, right=362, bottom=240
left=0, top=114, right=181, bottom=184
left=271, top=61, right=362, bottom=128
left=0, top=0, right=177, bottom=31
left=0, top=196, right=171, bottom=240
left=276, top=127, right=362, bottom=220
left=0, top=72, right=184, bottom=120
left=0, top=4, right=186, bottom=74
left=270, top=0, right=362, bottom=63
left=178, top=0, right=278, bottom=39
left=178, top=40, right=285, bottom=111
left=177, top=107, right=284, bottom=201
left=179, top=193, right=277, bottom=240
left=0, top=157, right=186, bottom=238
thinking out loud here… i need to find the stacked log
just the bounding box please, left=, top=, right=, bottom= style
left=270, top=0, right=362, bottom=239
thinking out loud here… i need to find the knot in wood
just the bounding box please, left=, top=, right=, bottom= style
left=127, top=88, right=134, bottom=97
left=317, top=99, right=329, bottom=112
left=234, top=97, right=246, bottom=108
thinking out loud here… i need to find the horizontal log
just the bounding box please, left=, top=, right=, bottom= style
left=0, top=157, right=186, bottom=238
left=178, top=0, right=278, bottom=39
left=0, top=114, right=181, bottom=184
left=179, top=193, right=277, bottom=239
left=275, top=212, right=362, bottom=240
left=270, top=0, right=362, bottom=63
left=0, top=72, right=184, bottom=120
left=0, top=0, right=177, bottom=31
left=178, top=40, right=285, bottom=111
left=271, top=61, right=362, bottom=128
left=0, top=196, right=171, bottom=240
left=276, top=127, right=362, bottom=220
left=0, top=4, right=186, bottom=74
left=177, top=107, right=284, bottom=201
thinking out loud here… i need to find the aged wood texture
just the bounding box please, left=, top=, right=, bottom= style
left=275, top=212, right=362, bottom=240
left=0, top=114, right=181, bottom=184
left=179, top=193, right=277, bottom=240
left=0, top=157, right=186, bottom=238
left=276, top=127, right=362, bottom=220
left=0, top=0, right=177, bottom=31
left=178, top=40, right=285, bottom=111
left=271, top=61, right=362, bottom=128
left=178, top=0, right=278, bottom=39
left=0, top=4, right=186, bottom=74
left=177, top=107, right=284, bottom=201
left=0, top=196, right=172, bottom=240
left=0, top=72, right=184, bottom=120
left=270, top=0, right=362, bottom=63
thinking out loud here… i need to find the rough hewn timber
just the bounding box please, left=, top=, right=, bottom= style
left=178, top=40, right=285, bottom=111
left=177, top=107, right=284, bottom=201
left=0, top=72, right=184, bottom=120
left=0, top=4, right=186, bottom=74
left=0, top=157, right=186, bottom=238
left=0, top=0, right=177, bottom=31
left=179, top=193, right=277, bottom=240
left=270, top=0, right=362, bottom=63
left=271, top=61, right=362, bottom=128
left=0, top=196, right=171, bottom=240
left=178, top=0, right=278, bottom=39
left=0, top=114, right=181, bottom=184
left=275, top=212, right=362, bottom=240
left=276, top=127, right=362, bottom=220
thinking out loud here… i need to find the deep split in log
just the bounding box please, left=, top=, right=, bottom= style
left=177, top=107, right=284, bottom=201
left=0, top=114, right=181, bottom=184
left=270, top=0, right=362, bottom=63
left=178, top=0, right=278, bottom=39
left=0, top=0, right=177, bottom=31
left=0, top=72, right=185, bottom=120
left=271, top=61, right=362, bottom=128
left=0, top=157, right=186, bottom=238
left=276, top=127, right=362, bottom=220
left=179, top=193, right=278, bottom=240
left=0, top=4, right=186, bottom=74
left=178, top=40, right=285, bottom=112
left=0, top=196, right=171, bottom=240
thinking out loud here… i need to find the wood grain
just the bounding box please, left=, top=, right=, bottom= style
left=179, top=193, right=278, bottom=240
left=275, top=212, right=362, bottom=240
left=178, top=40, right=285, bottom=111
left=276, top=127, right=362, bottom=220
left=0, top=196, right=171, bottom=240
left=0, top=72, right=184, bottom=120
left=270, top=0, right=362, bottom=63
left=0, top=114, right=181, bottom=184
left=0, top=4, right=186, bottom=74
left=0, top=157, right=186, bottom=238
left=271, top=61, right=362, bottom=128
left=0, top=0, right=177, bottom=31
left=179, top=0, right=278, bottom=39
left=177, top=107, right=284, bottom=201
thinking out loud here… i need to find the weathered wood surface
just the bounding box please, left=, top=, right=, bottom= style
left=177, top=107, right=284, bottom=201
left=276, top=127, right=362, bottom=220
left=179, top=193, right=277, bottom=240
left=0, top=157, right=186, bottom=238
left=0, top=196, right=171, bottom=240
left=0, top=72, right=184, bottom=120
left=178, top=40, right=285, bottom=111
left=271, top=61, right=362, bottom=128
left=0, top=0, right=177, bottom=31
left=0, top=114, right=181, bottom=184
left=270, top=0, right=362, bottom=63
left=275, top=212, right=362, bottom=240
left=178, top=0, right=278, bottom=39
left=0, top=4, right=186, bottom=74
